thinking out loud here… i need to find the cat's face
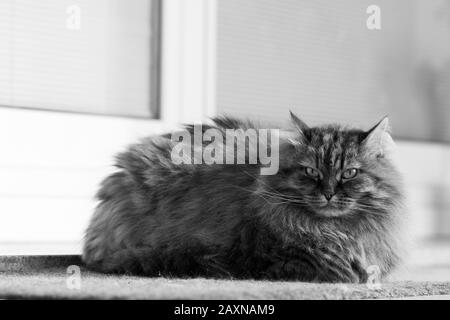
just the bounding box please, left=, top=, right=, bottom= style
left=261, top=113, right=398, bottom=218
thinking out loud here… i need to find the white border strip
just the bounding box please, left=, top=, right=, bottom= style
left=161, top=0, right=217, bottom=125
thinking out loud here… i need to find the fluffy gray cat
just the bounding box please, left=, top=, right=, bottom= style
left=83, top=112, right=404, bottom=283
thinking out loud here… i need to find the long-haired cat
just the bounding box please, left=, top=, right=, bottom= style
left=83, top=112, right=404, bottom=283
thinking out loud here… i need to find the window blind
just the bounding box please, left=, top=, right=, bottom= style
left=217, top=0, right=450, bottom=142
left=0, top=0, right=159, bottom=118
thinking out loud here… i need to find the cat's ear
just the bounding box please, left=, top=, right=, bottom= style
left=289, top=110, right=309, bottom=132
left=289, top=110, right=310, bottom=145
left=361, top=116, right=395, bottom=158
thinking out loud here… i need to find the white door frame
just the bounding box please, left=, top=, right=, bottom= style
left=162, top=0, right=217, bottom=126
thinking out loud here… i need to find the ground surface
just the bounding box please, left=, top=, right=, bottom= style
left=1, top=255, right=450, bottom=299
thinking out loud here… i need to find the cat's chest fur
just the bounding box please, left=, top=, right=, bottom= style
left=229, top=212, right=372, bottom=282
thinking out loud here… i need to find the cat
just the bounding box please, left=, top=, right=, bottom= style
left=82, top=111, right=404, bottom=283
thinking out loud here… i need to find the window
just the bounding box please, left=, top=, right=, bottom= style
left=217, top=0, right=450, bottom=143
left=0, top=0, right=161, bottom=118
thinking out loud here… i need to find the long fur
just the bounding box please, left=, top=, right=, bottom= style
left=83, top=113, right=404, bottom=282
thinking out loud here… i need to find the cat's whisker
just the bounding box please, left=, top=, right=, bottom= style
left=239, top=169, right=308, bottom=200
left=231, top=184, right=316, bottom=207
left=232, top=186, right=289, bottom=206
left=256, top=194, right=310, bottom=207
left=349, top=202, right=380, bottom=209
left=336, top=197, right=384, bottom=210
left=255, top=191, right=318, bottom=206
left=301, top=195, right=325, bottom=201
left=333, top=201, right=378, bottom=210
left=256, top=191, right=322, bottom=204
left=253, top=188, right=328, bottom=204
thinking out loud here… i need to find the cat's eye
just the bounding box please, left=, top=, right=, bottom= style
left=304, top=167, right=319, bottom=178
left=342, top=168, right=358, bottom=180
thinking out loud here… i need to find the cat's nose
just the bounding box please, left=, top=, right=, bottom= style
left=323, top=192, right=334, bottom=201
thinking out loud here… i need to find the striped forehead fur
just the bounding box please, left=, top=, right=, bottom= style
left=295, top=125, right=362, bottom=168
